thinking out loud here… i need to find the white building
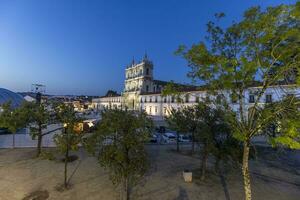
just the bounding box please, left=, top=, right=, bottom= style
left=24, top=95, right=36, bottom=102
left=92, top=95, right=123, bottom=110
left=92, top=56, right=300, bottom=123
left=93, top=54, right=172, bottom=112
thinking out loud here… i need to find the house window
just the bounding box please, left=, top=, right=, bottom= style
left=140, top=98, right=143, bottom=103
left=249, top=95, right=255, bottom=103
left=164, top=98, right=167, bottom=103
left=149, top=106, right=152, bottom=114
left=150, top=96, right=152, bottom=102
left=266, top=94, right=272, bottom=103
left=145, top=97, right=147, bottom=103
left=155, top=106, right=157, bottom=113
left=155, top=96, right=158, bottom=103
left=171, top=96, right=175, bottom=103
left=146, top=85, right=149, bottom=92
left=196, top=96, right=200, bottom=103
left=146, top=68, right=149, bottom=75
left=153, top=86, right=156, bottom=92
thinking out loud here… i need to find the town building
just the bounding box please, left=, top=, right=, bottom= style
left=92, top=56, right=300, bottom=123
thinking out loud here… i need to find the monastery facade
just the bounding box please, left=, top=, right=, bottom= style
left=92, top=56, right=299, bottom=121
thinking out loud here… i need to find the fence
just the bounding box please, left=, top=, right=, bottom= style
left=0, top=124, right=62, bottom=148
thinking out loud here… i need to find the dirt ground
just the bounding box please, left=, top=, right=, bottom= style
left=0, top=144, right=299, bottom=200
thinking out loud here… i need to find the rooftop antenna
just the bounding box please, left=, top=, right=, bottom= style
left=31, top=84, right=46, bottom=104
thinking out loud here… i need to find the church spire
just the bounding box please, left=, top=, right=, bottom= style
left=143, top=51, right=148, bottom=61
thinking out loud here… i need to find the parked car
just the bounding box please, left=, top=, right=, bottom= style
left=179, top=134, right=190, bottom=143
left=148, top=134, right=158, bottom=143
left=0, top=128, right=8, bottom=135
left=162, top=132, right=176, bottom=143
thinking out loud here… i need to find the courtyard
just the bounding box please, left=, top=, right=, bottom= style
left=0, top=144, right=299, bottom=200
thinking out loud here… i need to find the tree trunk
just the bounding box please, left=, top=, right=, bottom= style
left=176, top=132, right=180, bottom=152
left=191, top=132, right=195, bottom=155
left=64, top=146, right=69, bottom=188
left=64, top=127, right=69, bottom=188
left=242, top=141, right=252, bottom=200
left=37, top=123, right=42, bottom=157
left=215, top=157, right=220, bottom=174
left=12, top=132, right=15, bottom=148
left=200, top=144, right=208, bottom=181
left=124, top=177, right=130, bottom=200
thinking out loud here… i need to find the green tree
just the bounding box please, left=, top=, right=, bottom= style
left=176, top=3, right=300, bottom=199
left=166, top=102, right=241, bottom=181
left=194, top=102, right=242, bottom=180
left=163, top=83, right=197, bottom=154
left=166, top=107, right=189, bottom=152
left=24, top=102, right=52, bottom=157
left=87, top=109, right=152, bottom=200
left=0, top=102, right=29, bottom=148
left=53, top=103, right=82, bottom=189
left=181, top=106, right=199, bottom=154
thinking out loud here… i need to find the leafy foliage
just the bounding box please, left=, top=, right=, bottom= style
left=176, top=2, right=300, bottom=150
left=166, top=107, right=189, bottom=134
left=176, top=3, right=300, bottom=200
left=53, top=103, right=82, bottom=188
left=87, top=109, right=152, bottom=199
left=27, top=103, right=50, bottom=140
left=264, top=95, right=300, bottom=149
left=165, top=107, right=190, bottom=152
left=54, top=103, right=82, bottom=153
left=167, top=102, right=242, bottom=179
left=0, top=101, right=31, bottom=148
left=0, top=102, right=28, bottom=134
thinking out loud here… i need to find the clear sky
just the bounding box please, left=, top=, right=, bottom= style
left=0, top=0, right=296, bottom=96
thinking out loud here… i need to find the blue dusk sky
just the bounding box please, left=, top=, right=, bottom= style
left=0, top=0, right=296, bottom=96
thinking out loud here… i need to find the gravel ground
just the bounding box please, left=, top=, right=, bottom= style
left=0, top=144, right=299, bottom=200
